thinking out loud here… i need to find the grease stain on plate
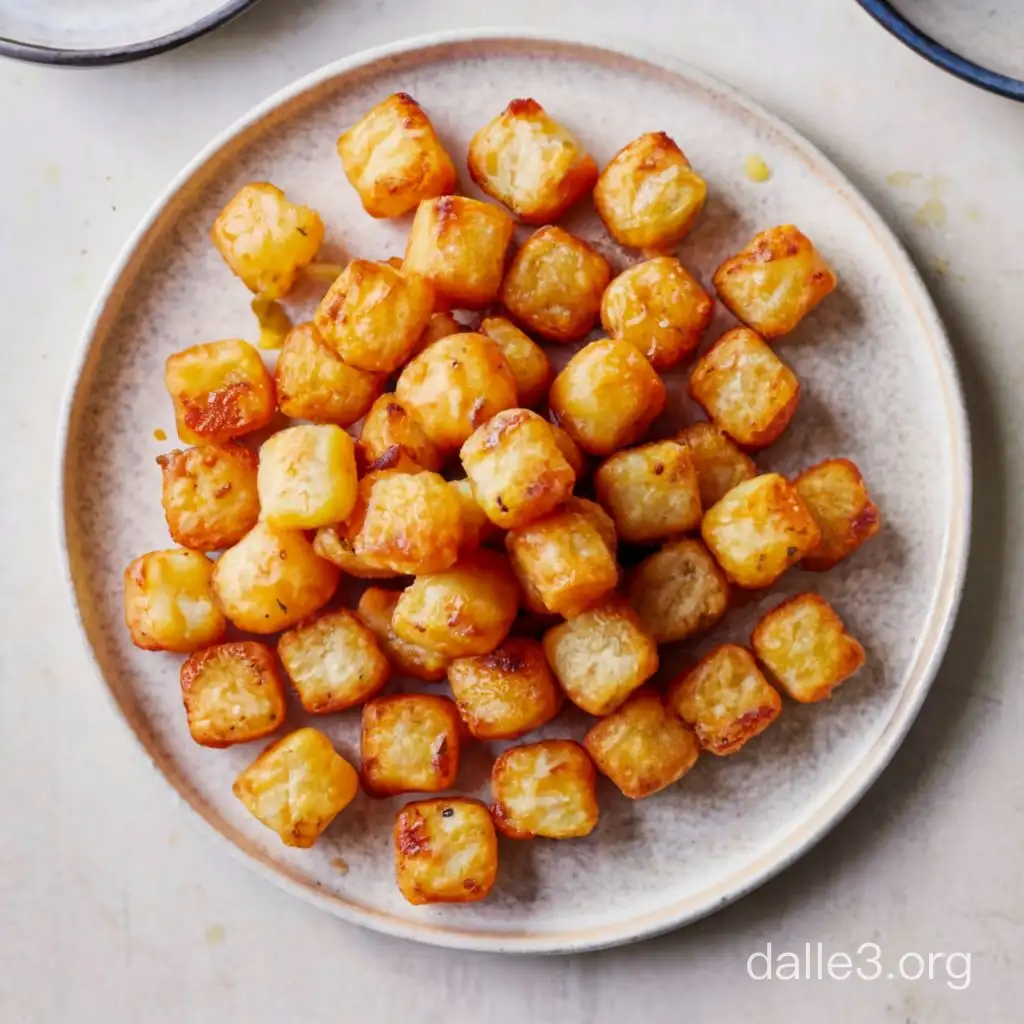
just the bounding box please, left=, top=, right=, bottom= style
left=744, top=153, right=771, bottom=182
left=885, top=170, right=922, bottom=188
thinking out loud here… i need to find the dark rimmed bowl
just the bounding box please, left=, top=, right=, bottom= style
left=0, top=0, right=259, bottom=67
left=857, top=0, right=1024, bottom=102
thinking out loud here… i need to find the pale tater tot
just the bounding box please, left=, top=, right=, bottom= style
left=501, top=226, right=610, bottom=343
left=274, top=322, right=384, bottom=426
left=180, top=641, right=286, bottom=748
left=211, top=183, right=324, bottom=299
left=164, top=340, right=275, bottom=446
left=713, top=224, right=837, bottom=338
left=701, top=474, right=820, bottom=589
left=157, top=443, right=260, bottom=552
left=468, top=98, right=598, bottom=223
left=689, top=328, right=800, bottom=449
left=361, top=694, right=461, bottom=797
left=543, top=598, right=658, bottom=716
left=394, top=798, right=497, bottom=904
left=395, top=332, right=518, bottom=454
left=233, top=729, right=359, bottom=848
left=490, top=740, right=599, bottom=839
left=628, top=538, right=729, bottom=644
left=600, top=257, right=713, bottom=370
left=314, top=259, right=435, bottom=373
left=403, top=195, right=515, bottom=308
left=667, top=644, right=781, bottom=756
left=337, top=92, right=457, bottom=218
left=593, top=133, right=707, bottom=250
left=124, top=549, right=225, bottom=652
left=583, top=691, right=700, bottom=799
left=549, top=338, right=665, bottom=456
left=212, top=522, right=339, bottom=634
left=460, top=409, right=576, bottom=529
left=478, top=317, right=552, bottom=408
left=392, top=550, right=519, bottom=659
left=448, top=638, right=563, bottom=740
left=751, top=593, right=865, bottom=703
left=257, top=424, right=358, bottom=531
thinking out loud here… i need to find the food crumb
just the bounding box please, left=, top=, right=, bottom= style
left=304, top=262, right=345, bottom=284
left=205, top=924, right=225, bottom=946
left=932, top=257, right=950, bottom=277
left=252, top=296, right=293, bottom=350
left=885, top=170, right=921, bottom=188
left=330, top=857, right=349, bottom=875
left=153, top=428, right=167, bottom=441
left=744, top=154, right=771, bottom=183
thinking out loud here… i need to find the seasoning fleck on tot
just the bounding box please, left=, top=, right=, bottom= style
left=744, top=154, right=771, bottom=183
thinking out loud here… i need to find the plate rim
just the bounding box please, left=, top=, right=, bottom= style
left=0, top=0, right=259, bottom=67
left=55, top=27, right=972, bottom=954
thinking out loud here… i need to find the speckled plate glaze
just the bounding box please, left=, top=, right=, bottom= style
left=57, top=30, right=970, bottom=953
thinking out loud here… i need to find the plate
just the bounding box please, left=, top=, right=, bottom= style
left=58, top=30, right=970, bottom=953
left=0, top=0, right=258, bottom=66
left=858, top=0, right=1024, bottom=102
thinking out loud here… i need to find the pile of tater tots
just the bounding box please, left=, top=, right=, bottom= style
left=124, top=92, right=878, bottom=905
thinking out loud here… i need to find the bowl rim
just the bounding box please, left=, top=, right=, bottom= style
left=856, top=0, right=1024, bottom=102
left=54, top=26, right=972, bottom=954
left=0, top=0, right=259, bottom=67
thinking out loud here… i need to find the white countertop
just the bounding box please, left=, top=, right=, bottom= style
left=2, top=1, right=1021, bottom=1020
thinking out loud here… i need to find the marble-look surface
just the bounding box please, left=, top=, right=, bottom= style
left=1, top=0, right=1020, bottom=1019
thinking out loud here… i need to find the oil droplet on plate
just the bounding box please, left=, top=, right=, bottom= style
left=153, top=428, right=167, bottom=441
left=885, top=170, right=921, bottom=188
left=744, top=154, right=771, bottom=183
left=913, top=176, right=949, bottom=229
left=330, top=857, right=349, bottom=875
left=205, top=924, right=225, bottom=946
left=914, top=198, right=947, bottom=229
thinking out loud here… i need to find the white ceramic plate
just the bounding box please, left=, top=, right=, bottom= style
left=58, top=30, right=970, bottom=953
left=0, top=0, right=257, bottom=65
